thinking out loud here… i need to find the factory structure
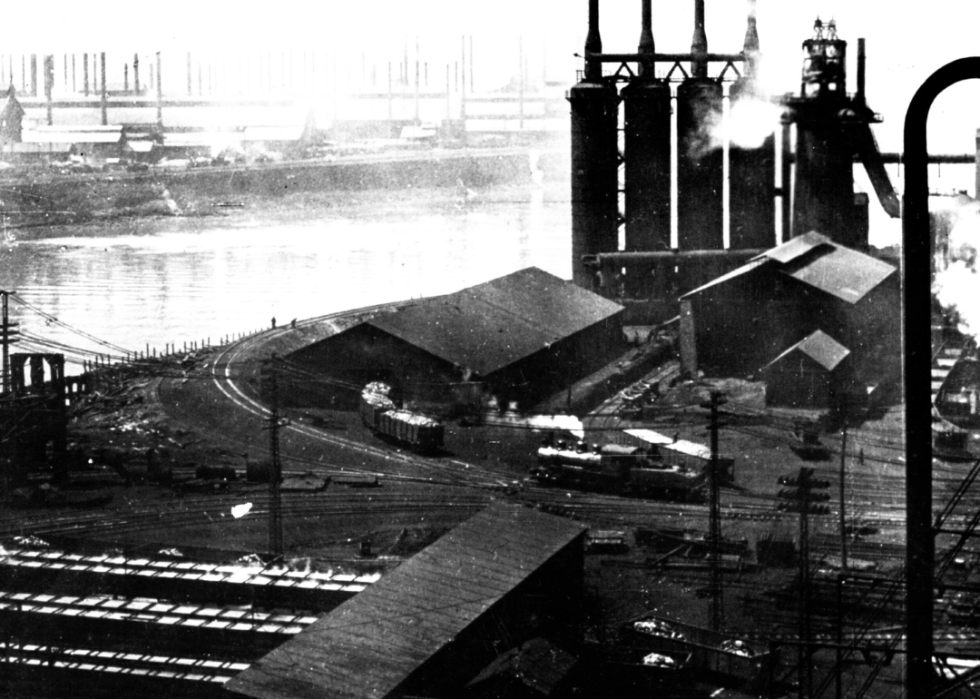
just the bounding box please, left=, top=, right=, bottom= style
left=679, top=232, right=900, bottom=408
left=274, top=0, right=908, bottom=416
left=281, top=267, right=625, bottom=414
left=567, top=0, right=904, bottom=411
left=5, top=2, right=980, bottom=699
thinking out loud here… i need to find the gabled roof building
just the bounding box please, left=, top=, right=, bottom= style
left=679, top=232, right=899, bottom=406
left=762, top=329, right=852, bottom=407
left=285, top=267, right=625, bottom=412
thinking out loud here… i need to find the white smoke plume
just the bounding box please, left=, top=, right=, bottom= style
left=686, top=83, right=783, bottom=161
left=932, top=193, right=980, bottom=335
left=727, top=95, right=784, bottom=150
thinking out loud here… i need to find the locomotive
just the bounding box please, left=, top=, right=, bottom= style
left=359, top=382, right=445, bottom=453
left=532, top=438, right=705, bottom=500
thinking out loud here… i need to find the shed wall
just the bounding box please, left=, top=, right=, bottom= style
left=397, top=536, right=585, bottom=698
left=688, top=263, right=899, bottom=391
left=284, top=323, right=462, bottom=409
left=765, top=353, right=835, bottom=407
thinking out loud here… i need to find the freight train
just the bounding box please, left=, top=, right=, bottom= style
left=359, top=383, right=445, bottom=453
left=532, top=439, right=705, bottom=501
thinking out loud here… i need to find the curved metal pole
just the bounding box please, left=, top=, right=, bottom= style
left=903, top=56, right=980, bottom=699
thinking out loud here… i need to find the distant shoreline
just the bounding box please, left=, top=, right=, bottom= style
left=0, top=146, right=569, bottom=232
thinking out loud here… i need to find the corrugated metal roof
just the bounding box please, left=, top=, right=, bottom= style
left=226, top=504, right=586, bottom=699
left=765, top=329, right=850, bottom=372
left=368, top=267, right=623, bottom=376
left=778, top=242, right=896, bottom=304
left=683, top=234, right=895, bottom=305
left=758, top=230, right=832, bottom=264
left=464, top=267, right=623, bottom=335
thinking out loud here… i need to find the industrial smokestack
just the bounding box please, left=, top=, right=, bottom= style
left=856, top=38, right=866, bottom=105
left=692, top=0, right=708, bottom=79
left=585, top=0, right=603, bottom=81
left=742, top=0, right=760, bottom=79
left=569, top=0, right=619, bottom=287
left=638, top=0, right=654, bottom=77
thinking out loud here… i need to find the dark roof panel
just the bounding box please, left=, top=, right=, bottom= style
left=684, top=234, right=895, bottom=304
left=759, top=230, right=833, bottom=264
left=227, top=504, right=587, bottom=699
left=368, top=292, right=555, bottom=376
left=367, top=267, right=623, bottom=376
left=463, top=266, right=625, bottom=335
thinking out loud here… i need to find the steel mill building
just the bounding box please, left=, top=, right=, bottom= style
left=283, top=267, right=626, bottom=413
left=678, top=232, right=900, bottom=408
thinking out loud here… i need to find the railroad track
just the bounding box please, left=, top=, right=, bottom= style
left=69, top=312, right=980, bottom=588
left=154, top=305, right=514, bottom=491
left=0, top=487, right=491, bottom=542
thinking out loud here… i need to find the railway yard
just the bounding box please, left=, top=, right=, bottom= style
left=3, top=305, right=980, bottom=698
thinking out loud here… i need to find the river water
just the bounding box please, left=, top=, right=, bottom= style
left=3, top=163, right=975, bottom=374
left=0, top=184, right=571, bottom=371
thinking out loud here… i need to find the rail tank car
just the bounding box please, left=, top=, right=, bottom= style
left=533, top=439, right=704, bottom=500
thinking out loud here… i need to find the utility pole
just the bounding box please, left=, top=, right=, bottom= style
left=267, top=356, right=283, bottom=559
left=702, top=391, right=727, bottom=632
left=777, top=467, right=831, bottom=699
left=1, top=290, right=20, bottom=394
left=839, top=411, right=848, bottom=571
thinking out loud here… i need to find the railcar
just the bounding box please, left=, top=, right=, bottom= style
left=359, top=383, right=444, bottom=453
left=623, top=429, right=735, bottom=483
left=532, top=439, right=705, bottom=500
left=622, top=615, right=773, bottom=686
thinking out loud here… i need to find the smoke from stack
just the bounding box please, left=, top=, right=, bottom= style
left=690, top=92, right=782, bottom=159
left=932, top=193, right=980, bottom=335
left=688, top=0, right=781, bottom=160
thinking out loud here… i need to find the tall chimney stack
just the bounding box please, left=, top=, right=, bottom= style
left=691, top=0, right=708, bottom=78
left=856, top=37, right=866, bottom=105
left=585, top=0, right=603, bottom=81
left=638, top=0, right=654, bottom=77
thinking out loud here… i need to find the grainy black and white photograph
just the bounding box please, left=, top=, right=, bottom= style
left=0, top=1, right=978, bottom=697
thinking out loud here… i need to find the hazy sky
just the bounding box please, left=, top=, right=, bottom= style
left=6, top=0, right=980, bottom=153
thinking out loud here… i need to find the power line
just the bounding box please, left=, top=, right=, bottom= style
left=10, top=293, right=132, bottom=355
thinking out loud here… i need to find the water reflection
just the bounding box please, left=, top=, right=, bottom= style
left=0, top=185, right=570, bottom=370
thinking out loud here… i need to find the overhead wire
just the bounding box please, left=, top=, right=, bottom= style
left=10, top=293, right=133, bottom=355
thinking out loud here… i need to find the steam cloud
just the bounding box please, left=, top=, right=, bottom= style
left=685, top=83, right=782, bottom=161
left=932, top=193, right=980, bottom=335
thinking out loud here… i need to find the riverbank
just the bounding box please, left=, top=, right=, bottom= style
left=0, top=146, right=566, bottom=231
